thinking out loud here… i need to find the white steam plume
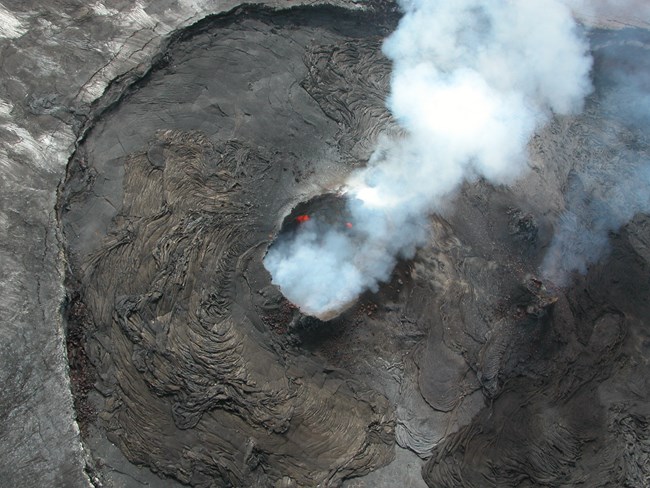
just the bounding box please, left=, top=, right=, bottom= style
left=264, top=0, right=592, bottom=318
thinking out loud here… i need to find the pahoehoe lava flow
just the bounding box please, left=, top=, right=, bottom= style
left=57, top=3, right=650, bottom=488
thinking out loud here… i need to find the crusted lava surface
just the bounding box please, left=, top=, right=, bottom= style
left=58, top=5, right=650, bottom=488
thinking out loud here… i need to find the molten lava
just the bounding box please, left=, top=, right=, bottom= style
left=295, top=214, right=310, bottom=223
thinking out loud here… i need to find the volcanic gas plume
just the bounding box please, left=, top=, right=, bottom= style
left=541, top=26, right=650, bottom=284
left=264, top=0, right=593, bottom=317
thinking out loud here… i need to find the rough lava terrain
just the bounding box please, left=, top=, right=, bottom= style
left=1, top=1, right=649, bottom=487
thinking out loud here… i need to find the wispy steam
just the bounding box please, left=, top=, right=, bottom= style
left=541, top=28, right=650, bottom=284
left=265, top=0, right=592, bottom=318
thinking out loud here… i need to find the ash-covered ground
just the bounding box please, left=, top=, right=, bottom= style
left=57, top=4, right=650, bottom=488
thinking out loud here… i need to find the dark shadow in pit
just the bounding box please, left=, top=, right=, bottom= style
left=268, top=192, right=354, bottom=251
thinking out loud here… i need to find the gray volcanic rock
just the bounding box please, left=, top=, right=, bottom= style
left=0, top=1, right=371, bottom=487
left=57, top=4, right=650, bottom=487
left=60, top=6, right=399, bottom=487
left=2, top=1, right=650, bottom=488
left=418, top=31, right=650, bottom=487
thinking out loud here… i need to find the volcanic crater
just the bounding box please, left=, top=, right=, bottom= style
left=57, top=3, right=650, bottom=488
left=265, top=191, right=393, bottom=321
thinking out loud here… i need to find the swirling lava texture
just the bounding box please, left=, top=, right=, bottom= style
left=60, top=5, right=650, bottom=488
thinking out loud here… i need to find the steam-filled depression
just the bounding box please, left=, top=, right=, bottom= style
left=264, top=192, right=424, bottom=319
left=264, top=0, right=593, bottom=318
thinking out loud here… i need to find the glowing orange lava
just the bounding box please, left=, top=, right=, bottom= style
left=295, top=214, right=310, bottom=223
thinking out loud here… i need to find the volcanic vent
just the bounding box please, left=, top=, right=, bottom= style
left=265, top=191, right=405, bottom=320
